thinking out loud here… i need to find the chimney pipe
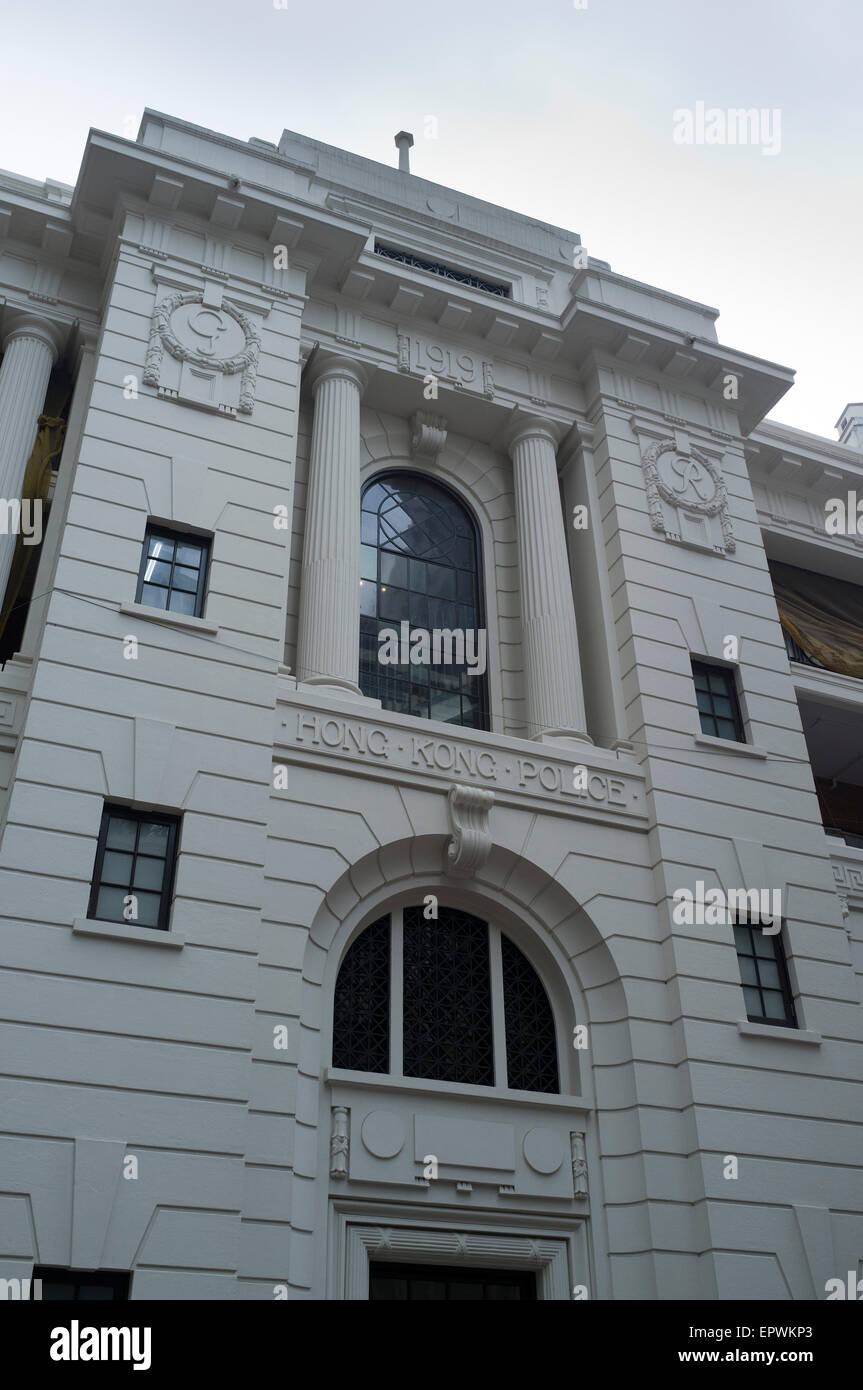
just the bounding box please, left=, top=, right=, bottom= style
left=394, top=130, right=414, bottom=173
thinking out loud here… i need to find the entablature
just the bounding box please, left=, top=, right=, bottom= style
left=274, top=686, right=647, bottom=829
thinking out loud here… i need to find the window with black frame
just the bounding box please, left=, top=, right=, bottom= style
left=359, top=473, right=489, bottom=730
left=87, top=805, right=180, bottom=932
left=332, top=906, right=559, bottom=1093
left=733, top=918, right=797, bottom=1027
left=691, top=659, right=745, bottom=742
left=136, top=525, right=210, bottom=617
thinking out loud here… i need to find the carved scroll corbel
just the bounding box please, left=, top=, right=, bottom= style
left=410, top=410, right=448, bottom=461
left=445, top=784, right=494, bottom=878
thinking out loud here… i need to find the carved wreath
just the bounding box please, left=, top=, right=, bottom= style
left=143, top=289, right=261, bottom=414
left=640, top=437, right=735, bottom=553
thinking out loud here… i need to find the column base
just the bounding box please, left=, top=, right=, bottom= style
left=295, top=677, right=381, bottom=708
left=532, top=728, right=594, bottom=750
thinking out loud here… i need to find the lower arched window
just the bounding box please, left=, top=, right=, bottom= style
left=332, top=905, right=559, bottom=1094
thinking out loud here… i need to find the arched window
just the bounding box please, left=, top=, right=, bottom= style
left=332, top=905, right=559, bottom=1094
left=359, top=473, right=489, bottom=730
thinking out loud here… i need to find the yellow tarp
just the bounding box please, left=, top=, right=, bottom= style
left=771, top=560, right=863, bottom=680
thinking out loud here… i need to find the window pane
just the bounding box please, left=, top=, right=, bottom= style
left=380, top=552, right=407, bottom=587
left=360, top=581, right=377, bottom=617
left=140, top=583, right=168, bottom=610
left=739, top=955, right=758, bottom=986
left=176, top=541, right=203, bottom=567
left=100, top=850, right=133, bottom=886
left=379, top=586, right=411, bottom=623
left=762, top=990, right=788, bottom=1020
left=756, top=958, right=781, bottom=990
left=96, top=886, right=128, bottom=922
left=138, top=822, right=169, bottom=856
left=145, top=559, right=172, bottom=587
left=132, top=891, right=162, bottom=927
left=360, top=545, right=377, bottom=581
left=742, top=985, right=762, bottom=1017
left=167, top=589, right=196, bottom=616
left=753, top=931, right=776, bottom=958
left=430, top=691, right=461, bottom=724
left=172, top=565, right=199, bottom=592
left=148, top=536, right=174, bottom=561
left=106, top=817, right=137, bottom=852
left=133, top=856, right=165, bottom=892
left=427, top=563, right=456, bottom=599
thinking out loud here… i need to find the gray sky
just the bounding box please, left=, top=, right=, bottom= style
left=2, top=0, right=860, bottom=438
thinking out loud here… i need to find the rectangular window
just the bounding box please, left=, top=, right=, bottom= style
left=87, top=805, right=180, bottom=932
left=136, top=525, right=210, bottom=617
left=691, top=659, right=744, bottom=741
left=30, top=1267, right=130, bottom=1300
left=733, top=919, right=797, bottom=1027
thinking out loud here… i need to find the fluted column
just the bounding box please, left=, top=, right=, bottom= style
left=296, top=354, right=368, bottom=692
left=0, top=314, right=62, bottom=607
left=508, top=416, right=590, bottom=743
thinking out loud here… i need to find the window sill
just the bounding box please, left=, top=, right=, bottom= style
left=737, top=1020, right=821, bottom=1045
left=72, top=917, right=184, bottom=949
left=325, top=1067, right=588, bottom=1112
left=693, top=734, right=768, bottom=760
left=118, top=602, right=218, bottom=637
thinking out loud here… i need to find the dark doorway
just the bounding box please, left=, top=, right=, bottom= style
left=369, top=1261, right=536, bottom=1300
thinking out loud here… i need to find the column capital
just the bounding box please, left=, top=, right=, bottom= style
left=306, top=351, right=369, bottom=398
left=1, top=311, right=65, bottom=361
left=505, top=411, right=564, bottom=456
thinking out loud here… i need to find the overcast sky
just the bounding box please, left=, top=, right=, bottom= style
left=2, top=0, right=859, bottom=439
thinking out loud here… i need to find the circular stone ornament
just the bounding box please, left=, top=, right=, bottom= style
left=522, top=1127, right=564, bottom=1175
left=360, top=1110, right=406, bottom=1159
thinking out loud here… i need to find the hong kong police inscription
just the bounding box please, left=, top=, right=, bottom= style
left=287, top=709, right=642, bottom=814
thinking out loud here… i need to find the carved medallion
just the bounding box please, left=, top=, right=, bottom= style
left=640, top=436, right=735, bottom=555
left=144, top=289, right=261, bottom=416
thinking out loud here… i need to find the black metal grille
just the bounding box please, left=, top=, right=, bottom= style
left=402, top=906, right=494, bottom=1086
left=782, top=626, right=823, bottom=668
left=501, top=934, right=559, bottom=1093
left=373, top=241, right=510, bottom=298
left=332, top=915, right=390, bottom=1072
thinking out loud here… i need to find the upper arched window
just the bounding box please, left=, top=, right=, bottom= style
left=332, top=905, right=559, bottom=1094
left=359, top=472, right=489, bottom=730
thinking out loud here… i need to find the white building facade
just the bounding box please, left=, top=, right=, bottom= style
left=0, top=112, right=861, bottom=1301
